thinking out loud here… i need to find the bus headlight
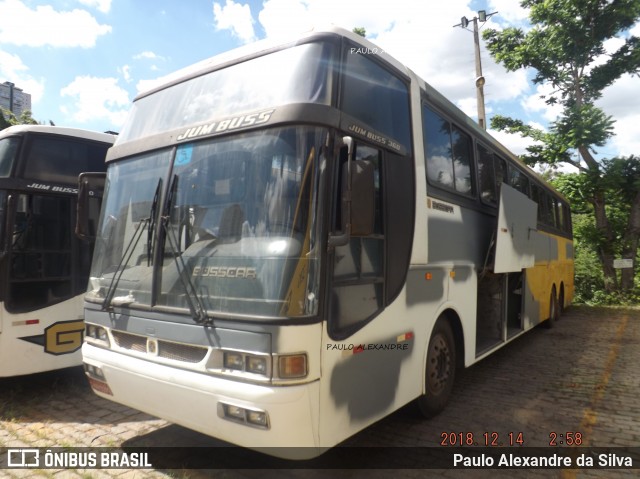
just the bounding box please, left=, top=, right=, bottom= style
left=85, top=324, right=110, bottom=348
left=223, top=351, right=244, bottom=370
left=219, top=402, right=270, bottom=429
left=222, top=351, right=269, bottom=376
left=246, top=356, right=267, bottom=375
left=246, top=410, right=269, bottom=427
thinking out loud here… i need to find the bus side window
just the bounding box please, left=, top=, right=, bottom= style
left=531, top=183, right=543, bottom=223
left=509, top=166, right=530, bottom=196
left=477, top=144, right=496, bottom=205
left=555, top=199, right=566, bottom=232
left=341, top=49, right=411, bottom=152
left=563, top=203, right=571, bottom=233
left=494, top=156, right=506, bottom=197
left=541, top=192, right=555, bottom=227
left=423, top=105, right=473, bottom=196
left=452, top=125, right=473, bottom=195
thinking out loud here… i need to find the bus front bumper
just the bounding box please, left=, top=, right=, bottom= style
left=82, top=343, right=323, bottom=458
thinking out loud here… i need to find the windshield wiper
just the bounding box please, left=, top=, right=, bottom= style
left=101, top=217, right=148, bottom=311
left=101, top=177, right=162, bottom=311
left=161, top=174, right=210, bottom=326
left=147, top=179, right=163, bottom=266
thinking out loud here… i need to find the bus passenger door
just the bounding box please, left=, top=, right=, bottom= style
left=477, top=185, right=537, bottom=354
left=494, top=184, right=537, bottom=339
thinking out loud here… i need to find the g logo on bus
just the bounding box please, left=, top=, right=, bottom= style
left=19, top=320, right=84, bottom=355
left=44, top=320, right=85, bottom=355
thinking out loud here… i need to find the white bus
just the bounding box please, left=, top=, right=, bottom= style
left=80, top=26, right=573, bottom=457
left=0, top=125, right=114, bottom=377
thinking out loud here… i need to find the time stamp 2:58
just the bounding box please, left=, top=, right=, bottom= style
left=440, top=432, right=584, bottom=446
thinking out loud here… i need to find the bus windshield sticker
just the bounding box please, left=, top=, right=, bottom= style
left=346, top=122, right=403, bottom=153
left=176, top=109, right=275, bottom=143
left=175, top=144, right=194, bottom=166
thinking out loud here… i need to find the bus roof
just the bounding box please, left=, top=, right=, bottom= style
left=0, top=125, right=116, bottom=145
left=135, top=24, right=410, bottom=101
left=127, top=25, right=566, bottom=203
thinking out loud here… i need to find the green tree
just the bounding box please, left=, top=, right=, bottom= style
left=353, top=27, right=366, bottom=37
left=483, top=0, right=640, bottom=292
left=1, top=108, right=39, bottom=130
left=0, top=108, right=13, bottom=129
left=552, top=159, right=640, bottom=299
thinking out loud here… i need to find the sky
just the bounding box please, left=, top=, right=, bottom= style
left=1, top=0, right=639, bottom=162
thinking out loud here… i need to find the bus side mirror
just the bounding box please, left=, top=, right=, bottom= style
left=328, top=137, right=375, bottom=248
left=76, top=172, right=106, bottom=242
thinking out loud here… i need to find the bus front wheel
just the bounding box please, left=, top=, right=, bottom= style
left=416, top=317, right=456, bottom=418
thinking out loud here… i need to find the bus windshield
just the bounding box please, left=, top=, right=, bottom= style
left=118, top=42, right=334, bottom=143
left=0, top=136, right=20, bottom=177
left=88, top=126, right=325, bottom=319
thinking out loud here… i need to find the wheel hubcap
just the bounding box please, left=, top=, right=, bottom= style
left=428, top=334, right=450, bottom=393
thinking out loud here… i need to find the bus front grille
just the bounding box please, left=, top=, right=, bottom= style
left=111, top=331, right=208, bottom=363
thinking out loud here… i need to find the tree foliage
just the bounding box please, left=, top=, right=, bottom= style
left=483, top=0, right=640, bottom=293
left=0, top=108, right=39, bottom=129
left=353, top=27, right=366, bottom=37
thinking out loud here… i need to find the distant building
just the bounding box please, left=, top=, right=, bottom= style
left=0, top=82, right=32, bottom=117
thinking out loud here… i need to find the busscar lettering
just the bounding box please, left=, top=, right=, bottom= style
left=176, top=109, right=275, bottom=142
left=431, top=200, right=454, bottom=214
left=193, top=266, right=257, bottom=279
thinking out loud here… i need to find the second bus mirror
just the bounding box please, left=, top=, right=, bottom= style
left=76, top=172, right=106, bottom=242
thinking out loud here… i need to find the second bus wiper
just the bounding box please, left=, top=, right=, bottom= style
left=101, top=177, right=162, bottom=311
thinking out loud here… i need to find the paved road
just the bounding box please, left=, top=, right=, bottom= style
left=0, top=305, right=638, bottom=478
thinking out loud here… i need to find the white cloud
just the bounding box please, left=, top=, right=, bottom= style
left=134, top=51, right=164, bottom=61
left=489, top=127, right=539, bottom=157
left=597, top=73, right=640, bottom=157
left=257, top=0, right=401, bottom=41
left=119, top=64, right=132, bottom=83
left=257, top=0, right=313, bottom=40
left=0, top=49, right=45, bottom=104
left=60, top=76, right=129, bottom=127
left=136, top=73, right=176, bottom=95
left=78, top=0, right=112, bottom=14
left=521, top=82, right=563, bottom=122
left=213, top=0, right=256, bottom=43
left=0, top=0, right=111, bottom=48
left=252, top=0, right=530, bottom=111
left=487, top=0, right=530, bottom=27
left=605, top=114, right=640, bottom=158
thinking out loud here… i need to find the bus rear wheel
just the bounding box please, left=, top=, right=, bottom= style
left=544, top=286, right=559, bottom=329
left=416, top=317, right=456, bottom=418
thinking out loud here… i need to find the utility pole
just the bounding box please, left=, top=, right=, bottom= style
left=454, top=10, right=497, bottom=130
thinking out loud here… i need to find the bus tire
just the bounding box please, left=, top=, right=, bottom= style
left=543, top=286, right=558, bottom=329
left=558, top=285, right=565, bottom=317
left=416, top=316, right=456, bottom=418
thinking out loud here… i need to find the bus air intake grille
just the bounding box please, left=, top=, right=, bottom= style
left=158, top=341, right=208, bottom=363
left=112, top=331, right=146, bottom=352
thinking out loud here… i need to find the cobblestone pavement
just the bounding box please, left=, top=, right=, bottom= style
left=0, top=305, right=638, bottom=478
